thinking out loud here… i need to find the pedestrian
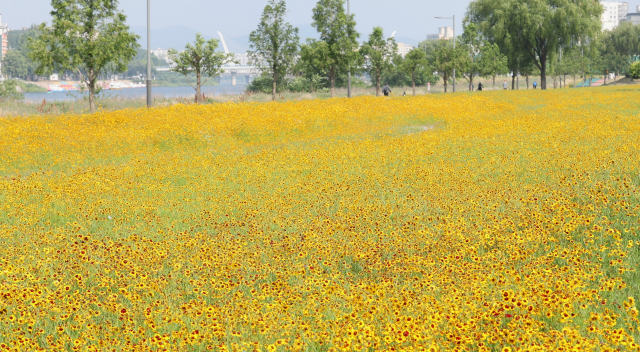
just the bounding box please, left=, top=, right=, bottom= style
left=382, top=83, right=391, bottom=97
left=477, top=82, right=483, bottom=91
left=533, top=81, right=537, bottom=89
left=402, top=90, right=406, bottom=96
left=503, top=80, right=508, bottom=90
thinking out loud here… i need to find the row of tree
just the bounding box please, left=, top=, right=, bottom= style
left=245, top=0, right=640, bottom=99
left=3, top=0, right=640, bottom=111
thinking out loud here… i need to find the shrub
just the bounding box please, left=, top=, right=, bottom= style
left=629, top=61, right=640, bottom=79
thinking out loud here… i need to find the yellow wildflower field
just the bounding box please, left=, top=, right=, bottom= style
left=1, top=87, right=639, bottom=352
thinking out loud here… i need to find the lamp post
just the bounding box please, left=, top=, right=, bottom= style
left=435, top=15, right=455, bottom=93
left=347, top=0, right=351, bottom=98
left=146, top=0, right=152, bottom=107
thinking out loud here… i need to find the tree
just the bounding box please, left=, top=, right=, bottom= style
left=168, top=34, right=235, bottom=103
left=434, top=39, right=465, bottom=93
left=399, top=48, right=430, bottom=96
left=311, top=0, right=360, bottom=97
left=248, top=0, right=300, bottom=101
left=360, top=27, right=397, bottom=97
left=298, top=40, right=331, bottom=93
left=2, top=50, right=29, bottom=79
left=606, top=22, right=640, bottom=57
left=0, top=80, right=24, bottom=102
left=478, top=42, right=508, bottom=90
left=460, top=23, right=482, bottom=91
left=28, top=0, right=139, bottom=113
left=467, top=0, right=603, bottom=90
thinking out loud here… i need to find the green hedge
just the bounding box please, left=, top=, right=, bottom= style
left=630, top=62, right=640, bottom=79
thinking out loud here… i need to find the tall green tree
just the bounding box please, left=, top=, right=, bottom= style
left=2, top=50, right=30, bottom=79
left=478, top=42, right=508, bottom=90
left=168, top=33, right=235, bottom=103
left=311, top=0, right=360, bottom=97
left=248, top=0, right=300, bottom=101
left=400, top=48, right=430, bottom=96
left=360, top=27, right=397, bottom=97
left=467, top=0, right=603, bottom=90
left=28, top=0, right=139, bottom=113
left=298, top=40, right=331, bottom=93
left=606, top=22, right=640, bottom=57
left=460, top=23, right=482, bottom=91
left=433, top=39, right=465, bottom=93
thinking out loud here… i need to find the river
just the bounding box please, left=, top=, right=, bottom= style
left=23, top=84, right=247, bottom=102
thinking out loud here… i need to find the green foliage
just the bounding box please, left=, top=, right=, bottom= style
left=298, top=40, right=331, bottom=93
left=124, top=49, right=166, bottom=78
left=3, top=27, right=40, bottom=80
left=0, top=80, right=24, bottom=102
left=605, top=22, right=640, bottom=57
left=467, top=0, right=603, bottom=90
left=28, top=0, right=140, bottom=113
left=630, top=62, right=640, bottom=80
left=311, top=0, right=360, bottom=97
left=390, top=49, right=435, bottom=94
left=459, top=23, right=482, bottom=89
left=168, top=33, right=235, bottom=103
left=478, top=42, right=508, bottom=89
left=360, top=27, right=397, bottom=96
left=433, top=39, right=466, bottom=92
left=248, top=0, right=300, bottom=101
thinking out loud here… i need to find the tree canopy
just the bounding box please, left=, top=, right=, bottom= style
left=467, top=0, right=603, bottom=89
left=248, top=0, right=300, bottom=101
left=28, top=0, right=140, bottom=113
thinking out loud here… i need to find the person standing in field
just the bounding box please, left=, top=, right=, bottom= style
left=503, top=80, right=508, bottom=90
left=533, top=81, right=538, bottom=89
left=478, top=82, right=483, bottom=91
left=383, top=83, right=391, bottom=97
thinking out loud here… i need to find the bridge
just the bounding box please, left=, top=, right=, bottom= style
left=155, top=32, right=259, bottom=86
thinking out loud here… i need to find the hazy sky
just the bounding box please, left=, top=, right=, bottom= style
left=3, top=0, right=477, bottom=41
left=3, top=0, right=639, bottom=41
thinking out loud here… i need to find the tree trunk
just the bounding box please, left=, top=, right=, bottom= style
left=412, top=71, right=416, bottom=96
left=375, top=70, right=381, bottom=97
left=272, top=71, right=277, bottom=102
left=511, top=74, right=515, bottom=90
left=526, top=76, right=529, bottom=89
left=540, top=55, right=547, bottom=90
left=330, top=68, right=335, bottom=98
left=88, top=69, right=96, bottom=113
left=443, top=74, right=448, bottom=93
left=196, top=71, right=202, bottom=103
left=493, top=76, right=496, bottom=90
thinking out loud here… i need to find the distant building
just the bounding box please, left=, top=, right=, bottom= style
left=625, top=5, right=640, bottom=25
left=0, top=13, right=8, bottom=77
left=150, top=48, right=168, bottom=61
left=426, top=27, right=454, bottom=41
left=600, top=1, right=628, bottom=30
left=397, top=43, right=413, bottom=57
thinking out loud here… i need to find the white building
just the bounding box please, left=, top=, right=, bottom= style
left=397, top=43, right=413, bottom=57
left=626, top=5, right=640, bottom=25
left=426, top=27, right=454, bottom=41
left=601, top=1, right=628, bottom=30
left=0, top=13, right=8, bottom=79
left=150, top=48, right=168, bottom=61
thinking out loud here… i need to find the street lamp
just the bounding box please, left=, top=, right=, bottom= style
left=146, top=0, right=152, bottom=107
left=435, top=15, right=455, bottom=93
left=347, top=0, right=351, bottom=98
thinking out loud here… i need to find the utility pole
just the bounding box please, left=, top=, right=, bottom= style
left=347, top=0, right=351, bottom=98
left=435, top=15, right=455, bottom=92
left=146, top=0, right=152, bottom=107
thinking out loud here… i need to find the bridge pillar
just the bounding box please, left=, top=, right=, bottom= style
left=245, top=75, right=251, bottom=84
left=231, top=71, right=237, bottom=86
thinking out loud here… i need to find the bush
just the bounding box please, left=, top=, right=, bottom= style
left=0, top=80, right=24, bottom=101
left=629, top=62, right=640, bottom=79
